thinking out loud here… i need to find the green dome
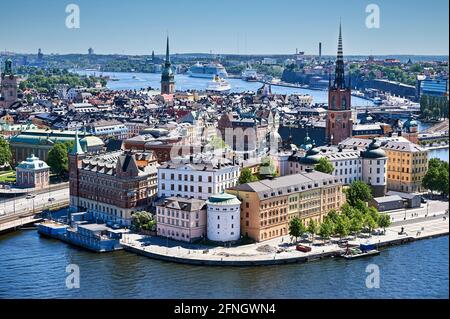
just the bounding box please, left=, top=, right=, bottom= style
left=207, top=193, right=241, bottom=206
left=361, top=139, right=386, bottom=159
left=299, top=144, right=322, bottom=165
left=404, top=117, right=418, bottom=128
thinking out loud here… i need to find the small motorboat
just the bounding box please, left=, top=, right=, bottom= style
left=340, top=242, right=380, bottom=260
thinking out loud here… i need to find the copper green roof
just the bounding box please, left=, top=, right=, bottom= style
left=207, top=193, right=241, bottom=206
left=361, top=139, right=387, bottom=159
left=70, top=130, right=84, bottom=155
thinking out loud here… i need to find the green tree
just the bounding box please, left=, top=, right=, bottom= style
left=319, top=219, right=334, bottom=243
left=346, top=180, right=373, bottom=206
left=47, top=142, right=72, bottom=177
left=307, top=219, right=319, bottom=243
left=325, top=209, right=340, bottom=224
left=378, top=214, right=391, bottom=233
left=315, top=157, right=335, bottom=174
left=0, top=137, right=12, bottom=167
left=131, top=211, right=156, bottom=232
left=349, top=216, right=363, bottom=237
left=422, top=159, right=449, bottom=196
left=334, top=215, right=350, bottom=240
left=364, top=215, right=377, bottom=236
left=289, top=217, right=306, bottom=242
left=238, top=168, right=259, bottom=185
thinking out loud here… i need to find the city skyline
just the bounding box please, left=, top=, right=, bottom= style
left=0, top=0, right=448, bottom=56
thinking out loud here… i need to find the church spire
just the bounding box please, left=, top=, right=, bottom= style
left=165, top=36, right=170, bottom=66
left=334, top=21, right=346, bottom=89
left=70, top=129, right=84, bottom=156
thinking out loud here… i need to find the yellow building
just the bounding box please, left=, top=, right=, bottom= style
left=384, top=140, right=428, bottom=193
left=227, top=171, right=344, bottom=242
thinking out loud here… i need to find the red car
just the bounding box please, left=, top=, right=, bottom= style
left=296, top=245, right=312, bottom=253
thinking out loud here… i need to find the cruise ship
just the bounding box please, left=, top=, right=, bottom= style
left=188, top=62, right=228, bottom=78
left=206, top=75, right=231, bottom=93
left=241, top=64, right=258, bottom=82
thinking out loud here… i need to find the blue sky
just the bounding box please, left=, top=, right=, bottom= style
left=0, top=0, right=448, bottom=55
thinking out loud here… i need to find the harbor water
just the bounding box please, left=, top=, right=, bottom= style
left=0, top=230, right=447, bottom=299
left=75, top=70, right=375, bottom=106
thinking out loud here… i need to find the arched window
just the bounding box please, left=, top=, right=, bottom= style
left=341, top=97, right=347, bottom=109
left=331, top=96, right=336, bottom=109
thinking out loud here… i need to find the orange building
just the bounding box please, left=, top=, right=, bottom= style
left=227, top=171, right=344, bottom=242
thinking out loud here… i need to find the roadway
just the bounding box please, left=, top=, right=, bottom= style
left=386, top=199, right=449, bottom=223
left=0, top=187, right=69, bottom=221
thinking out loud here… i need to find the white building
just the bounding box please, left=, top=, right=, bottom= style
left=206, top=193, right=241, bottom=242
left=287, top=140, right=387, bottom=196
left=360, top=139, right=388, bottom=197
left=157, top=156, right=240, bottom=200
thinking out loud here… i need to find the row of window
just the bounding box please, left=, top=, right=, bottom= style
left=160, top=171, right=238, bottom=183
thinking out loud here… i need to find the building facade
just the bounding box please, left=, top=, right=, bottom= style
left=384, top=140, right=428, bottom=193
left=10, top=129, right=104, bottom=164
left=227, top=171, right=344, bottom=242
left=157, top=157, right=240, bottom=200
left=69, top=133, right=159, bottom=226
left=340, top=137, right=428, bottom=193
left=15, top=154, right=50, bottom=189
left=206, top=193, right=241, bottom=242
left=156, top=197, right=207, bottom=243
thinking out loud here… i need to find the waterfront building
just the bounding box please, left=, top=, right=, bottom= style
left=0, top=59, right=19, bottom=108
left=340, top=137, right=428, bottom=193
left=227, top=171, right=344, bottom=242
left=161, top=36, right=175, bottom=95
left=417, top=76, right=448, bottom=99
left=157, top=156, right=240, bottom=200
left=156, top=196, right=207, bottom=243
left=326, top=23, right=353, bottom=145
left=206, top=193, right=241, bottom=243
left=9, top=129, right=104, bottom=164
left=15, top=154, right=50, bottom=189
left=69, top=132, right=159, bottom=226
left=384, top=140, right=428, bottom=193
left=360, top=139, right=388, bottom=197
left=287, top=140, right=387, bottom=196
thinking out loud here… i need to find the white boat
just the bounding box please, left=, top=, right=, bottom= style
left=241, top=64, right=258, bottom=82
left=188, top=62, right=228, bottom=78
left=206, top=75, right=231, bottom=93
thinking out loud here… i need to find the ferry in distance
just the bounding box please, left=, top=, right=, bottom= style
left=241, top=64, right=258, bottom=82
left=206, top=75, right=231, bottom=93
left=188, top=62, right=228, bottom=78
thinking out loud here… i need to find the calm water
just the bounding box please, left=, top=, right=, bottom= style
left=75, top=70, right=374, bottom=106
left=428, top=148, right=449, bottom=162
left=0, top=230, right=447, bottom=299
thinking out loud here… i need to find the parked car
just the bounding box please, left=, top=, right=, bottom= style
left=26, top=194, right=36, bottom=199
left=296, top=244, right=312, bottom=253
left=420, top=197, right=427, bottom=204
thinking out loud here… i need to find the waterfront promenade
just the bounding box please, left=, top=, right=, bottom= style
left=122, top=211, right=449, bottom=266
